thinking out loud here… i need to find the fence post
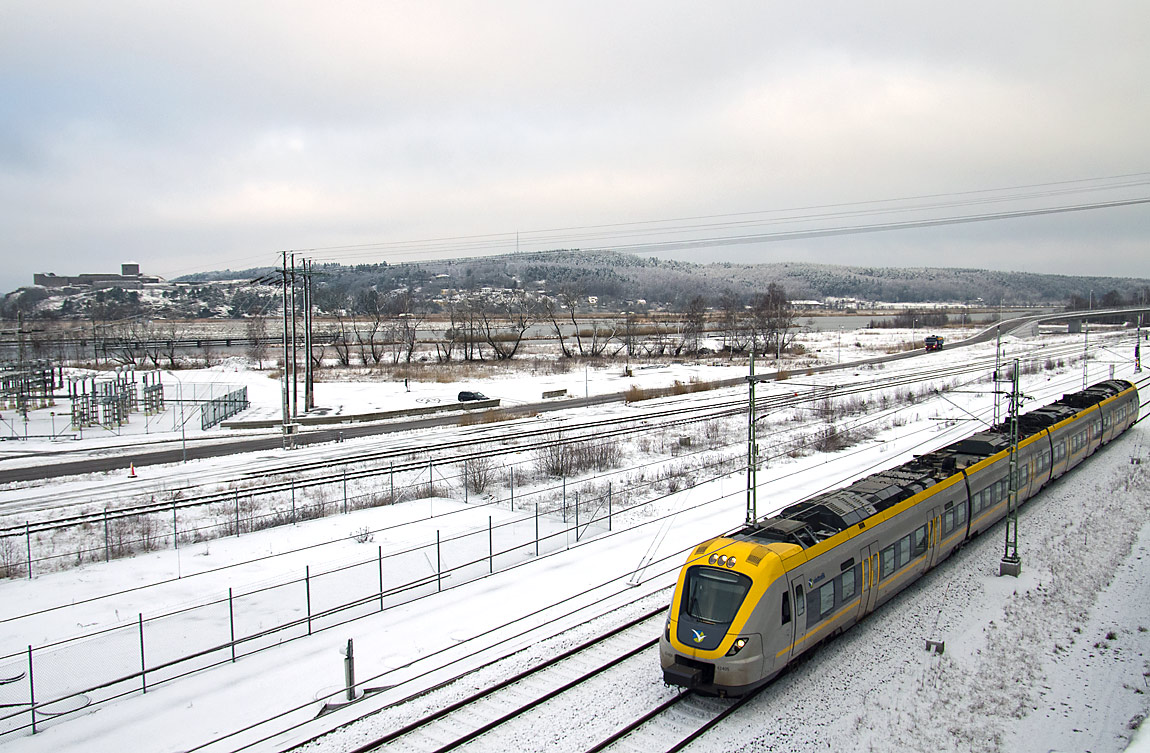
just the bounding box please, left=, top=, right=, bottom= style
left=575, top=491, right=580, bottom=542
left=608, top=482, right=612, bottom=532
left=139, top=613, right=147, bottom=694
left=378, top=545, right=384, bottom=610
left=305, top=566, right=313, bottom=635
left=562, top=475, right=567, bottom=523
left=343, top=639, right=355, bottom=702
left=390, top=463, right=394, bottom=502
left=343, top=468, right=348, bottom=515
left=429, top=460, right=433, bottom=498
left=229, top=588, right=236, bottom=663
left=464, top=460, right=469, bottom=504
left=25, top=522, right=32, bottom=580
left=172, top=503, right=178, bottom=550
left=235, top=491, right=240, bottom=536
left=292, top=480, right=296, bottom=525
left=27, top=645, right=35, bottom=734
left=104, top=509, right=110, bottom=562
left=436, top=531, right=441, bottom=592
left=510, top=467, right=514, bottom=510
left=535, top=504, right=539, bottom=557
left=488, top=516, right=493, bottom=573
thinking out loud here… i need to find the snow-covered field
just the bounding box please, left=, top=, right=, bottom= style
left=0, top=326, right=1147, bottom=753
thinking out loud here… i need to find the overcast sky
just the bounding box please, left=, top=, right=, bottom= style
left=2, top=1, right=1149, bottom=294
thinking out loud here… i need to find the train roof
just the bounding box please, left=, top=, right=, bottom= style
left=735, top=379, right=1134, bottom=550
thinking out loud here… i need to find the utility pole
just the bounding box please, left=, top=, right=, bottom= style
left=280, top=252, right=292, bottom=449
left=290, top=252, right=298, bottom=418
left=1082, top=317, right=1090, bottom=391
left=1136, top=290, right=1143, bottom=374
left=303, top=259, right=314, bottom=411
left=1000, top=359, right=1022, bottom=577
left=745, top=350, right=758, bottom=526
left=993, top=325, right=1003, bottom=427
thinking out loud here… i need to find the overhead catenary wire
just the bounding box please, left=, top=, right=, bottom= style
left=159, top=171, right=1150, bottom=278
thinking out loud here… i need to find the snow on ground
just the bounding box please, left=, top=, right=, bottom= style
left=0, top=327, right=1147, bottom=752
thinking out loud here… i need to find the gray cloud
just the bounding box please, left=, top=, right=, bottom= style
left=2, top=0, right=1148, bottom=294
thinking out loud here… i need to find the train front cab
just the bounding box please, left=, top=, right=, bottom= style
left=661, top=538, right=797, bottom=696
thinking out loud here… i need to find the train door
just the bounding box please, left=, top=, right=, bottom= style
left=857, top=541, right=881, bottom=620
left=787, top=570, right=811, bottom=660
left=924, top=508, right=942, bottom=568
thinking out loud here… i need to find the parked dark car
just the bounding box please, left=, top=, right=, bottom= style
left=458, top=391, right=488, bottom=402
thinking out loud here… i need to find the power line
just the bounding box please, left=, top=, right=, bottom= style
left=167, top=171, right=1150, bottom=275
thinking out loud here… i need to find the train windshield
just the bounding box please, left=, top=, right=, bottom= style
left=682, top=566, right=752, bottom=624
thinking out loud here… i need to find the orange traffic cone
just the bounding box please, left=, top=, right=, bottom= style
left=129, top=463, right=137, bottom=478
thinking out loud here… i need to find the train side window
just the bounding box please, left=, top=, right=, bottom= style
left=897, top=536, right=911, bottom=566
left=795, top=585, right=805, bottom=617
left=942, top=509, right=954, bottom=535
left=954, top=503, right=967, bottom=526
left=818, top=583, right=835, bottom=618
left=912, top=526, right=927, bottom=556
left=781, top=592, right=791, bottom=625
left=881, top=545, right=895, bottom=578
left=841, top=567, right=857, bottom=601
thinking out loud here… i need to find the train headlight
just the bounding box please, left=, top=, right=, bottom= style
left=708, top=553, right=719, bottom=565
left=726, top=637, right=749, bottom=657
left=665, top=619, right=671, bottom=641
left=726, top=557, right=737, bottom=568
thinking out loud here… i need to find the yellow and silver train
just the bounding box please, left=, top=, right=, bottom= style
left=660, top=379, right=1140, bottom=695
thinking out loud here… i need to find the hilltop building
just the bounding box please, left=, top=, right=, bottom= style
left=34, top=263, right=164, bottom=289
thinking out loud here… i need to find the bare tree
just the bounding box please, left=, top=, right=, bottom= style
left=332, top=311, right=353, bottom=367
left=543, top=296, right=573, bottom=358
left=436, top=300, right=463, bottom=362
left=683, top=295, right=706, bottom=355
left=718, top=292, right=753, bottom=357
left=245, top=316, right=269, bottom=369
left=383, top=289, right=424, bottom=364
left=549, top=287, right=617, bottom=358
left=479, top=290, right=534, bottom=360
left=751, top=283, right=796, bottom=358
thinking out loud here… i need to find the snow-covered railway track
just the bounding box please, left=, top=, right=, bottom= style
left=309, top=608, right=667, bottom=753
left=585, top=685, right=765, bottom=753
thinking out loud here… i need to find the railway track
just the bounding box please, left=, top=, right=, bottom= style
left=293, top=607, right=667, bottom=753
left=0, top=337, right=1108, bottom=534
left=585, top=685, right=766, bottom=753
left=304, top=601, right=765, bottom=753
